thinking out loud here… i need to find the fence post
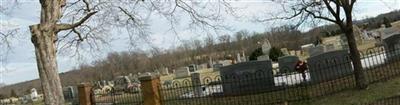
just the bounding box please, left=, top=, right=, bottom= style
left=78, top=83, right=93, bottom=105
left=139, top=75, right=161, bottom=105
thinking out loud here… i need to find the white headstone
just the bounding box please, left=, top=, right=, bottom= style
left=257, top=55, right=270, bottom=61
left=262, top=40, right=272, bottom=55
left=237, top=53, right=242, bottom=63
left=30, top=88, right=38, bottom=100
left=161, top=68, right=169, bottom=75
left=175, top=67, right=190, bottom=78
left=280, top=48, right=289, bottom=55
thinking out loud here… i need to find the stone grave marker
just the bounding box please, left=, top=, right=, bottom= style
left=63, top=86, right=78, bottom=104
left=307, top=50, right=353, bottom=83
left=262, top=40, right=272, bottom=55
left=325, top=44, right=336, bottom=52
left=161, top=68, right=169, bottom=75
left=257, top=55, right=270, bottom=61
left=220, top=60, right=274, bottom=95
left=281, top=48, right=289, bottom=56
left=289, top=50, right=296, bottom=56
left=382, top=31, right=400, bottom=61
left=309, top=45, right=325, bottom=57
left=175, top=67, right=190, bottom=78
left=257, top=40, right=272, bottom=61
left=191, top=73, right=203, bottom=97
left=278, top=56, right=299, bottom=74
left=188, top=64, right=198, bottom=72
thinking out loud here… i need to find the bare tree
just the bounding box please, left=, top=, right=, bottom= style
left=261, top=0, right=367, bottom=89
left=2, top=0, right=234, bottom=104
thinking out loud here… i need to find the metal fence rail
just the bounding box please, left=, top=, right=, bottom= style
left=158, top=46, right=400, bottom=105
left=84, top=46, right=400, bottom=105
left=92, top=84, right=143, bottom=105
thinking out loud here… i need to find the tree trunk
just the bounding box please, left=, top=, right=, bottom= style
left=30, top=25, right=65, bottom=105
left=344, top=26, right=368, bottom=89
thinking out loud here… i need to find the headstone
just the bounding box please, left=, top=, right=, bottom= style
left=188, top=64, right=198, bottom=72
left=295, top=50, right=302, bottom=56
left=63, top=86, right=78, bottom=104
left=257, top=55, right=270, bottom=61
left=198, top=63, right=208, bottom=70
left=301, top=44, right=314, bottom=54
left=220, top=60, right=275, bottom=95
left=236, top=53, right=242, bottom=63
left=278, top=56, right=300, bottom=74
left=212, top=63, right=223, bottom=69
left=289, top=50, right=296, bottom=56
left=325, top=44, right=336, bottom=52
left=30, top=88, right=38, bottom=101
left=219, top=60, right=233, bottom=66
left=175, top=67, right=190, bottom=78
left=262, top=40, right=272, bottom=55
left=309, top=45, right=325, bottom=57
left=383, top=32, right=400, bottom=61
left=161, top=68, right=169, bottom=75
left=281, top=48, right=289, bottom=55
left=191, top=73, right=203, bottom=97
left=307, top=50, right=353, bottom=83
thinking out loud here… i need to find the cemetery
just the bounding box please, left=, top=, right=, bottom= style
left=1, top=29, right=398, bottom=105
left=77, top=28, right=400, bottom=105
left=1, top=6, right=399, bottom=104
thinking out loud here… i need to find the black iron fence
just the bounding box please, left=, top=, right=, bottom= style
left=158, top=46, right=400, bottom=105
left=88, top=45, right=400, bottom=105
left=91, top=84, right=143, bottom=105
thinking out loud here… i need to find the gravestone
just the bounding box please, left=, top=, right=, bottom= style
left=289, top=50, right=296, bottom=56
left=257, top=55, right=270, bottom=61
left=295, top=50, right=302, bottom=56
left=325, top=44, right=336, bottom=52
left=188, top=64, right=198, bottom=72
left=175, top=67, right=190, bottom=78
left=237, top=53, right=242, bottom=63
left=309, top=45, right=325, bottom=57
left=30, top=88, right=38, bottom=101
left=198, top=63, right=208, bottom=70
left=63, top=86, right=78, bottom=104
left=212, top=63, right=223, bottom=69
left=161, top=68, right=169, bottom=75
left=382, top=30, right=400, bottom=61
left=278, top=56, right=299, bottom=74
left=220, top=60, right=274, bottom=95
left=219, top=60, right=233, bottom=66
left=301, top=44, right=314, bottom=54
left=257, top=40, right=272, bottom=60
left=281, top=48, right=289, bottom=55
left=191, top=73, right=203, bottom=97
left=307, top=50, right=353, bottom=83
left=262, top=40, right=272, bottom=55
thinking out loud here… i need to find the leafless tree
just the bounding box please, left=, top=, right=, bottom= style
left=1, top=0, right=235, bottom=104
left=260, top=0, right=367, bottom=89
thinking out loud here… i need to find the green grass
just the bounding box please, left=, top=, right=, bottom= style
left=292, top=74, right=400, bottom=105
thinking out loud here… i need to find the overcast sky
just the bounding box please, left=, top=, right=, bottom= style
left=0, top=0, right=399, bottom=85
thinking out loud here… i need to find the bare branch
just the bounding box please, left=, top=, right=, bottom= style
left=56, top=11, right=97, bottom=31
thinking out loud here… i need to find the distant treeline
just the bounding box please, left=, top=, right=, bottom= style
left=1, top=10, right=399, bottom=98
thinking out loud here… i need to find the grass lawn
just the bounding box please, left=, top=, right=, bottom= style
left=292, top=75, right=400, bottom=105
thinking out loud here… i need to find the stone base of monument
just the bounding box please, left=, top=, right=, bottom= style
left=220, top=60, right=275, bottom=96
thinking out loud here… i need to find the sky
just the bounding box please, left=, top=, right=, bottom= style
left=0, top=0, right=399, bottom=85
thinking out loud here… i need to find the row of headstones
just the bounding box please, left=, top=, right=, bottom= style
left=219, top=50, right=354, bottom=95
